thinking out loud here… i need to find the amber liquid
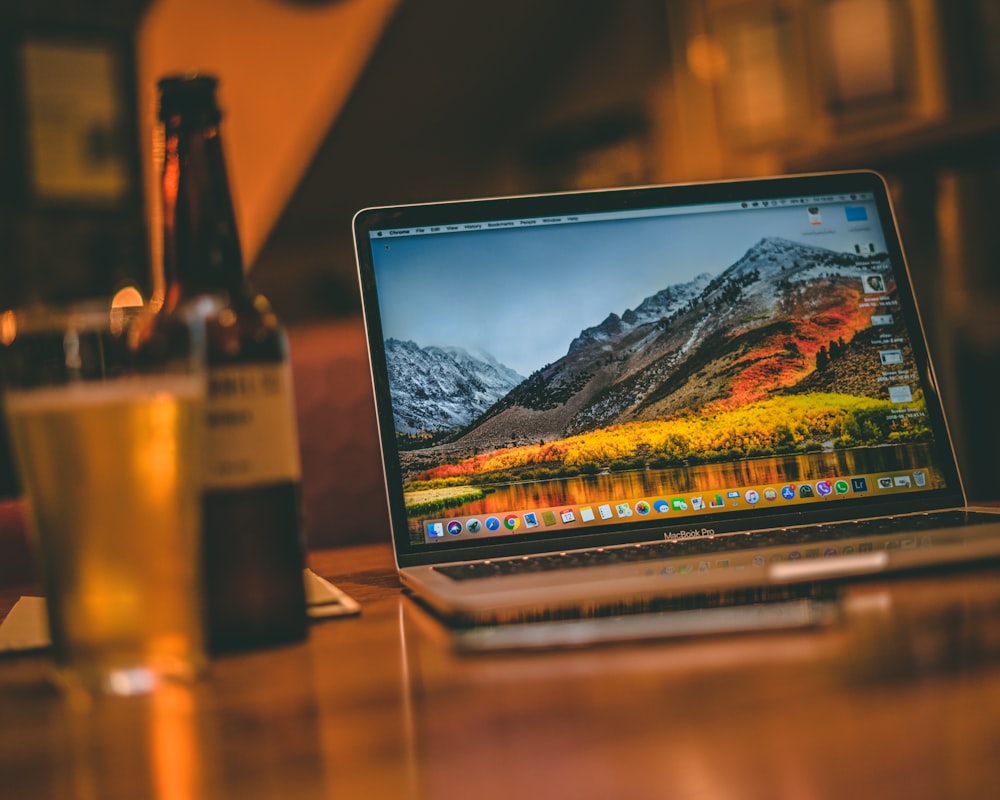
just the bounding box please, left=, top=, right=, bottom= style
left=5, top=377, right=206, bottom=693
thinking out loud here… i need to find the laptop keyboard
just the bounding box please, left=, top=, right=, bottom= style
left=433, top=509, right=1000, bottom=581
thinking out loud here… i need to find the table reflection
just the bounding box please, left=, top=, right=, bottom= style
left=5, top=544, right=1000, bottom=800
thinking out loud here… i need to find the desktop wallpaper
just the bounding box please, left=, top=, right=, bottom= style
left=371, top=200, right=937, bottom=535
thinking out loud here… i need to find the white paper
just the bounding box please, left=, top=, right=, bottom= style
left=0, top=570, right=358, bottom=654
left=0, top=596, right=50, bottom=652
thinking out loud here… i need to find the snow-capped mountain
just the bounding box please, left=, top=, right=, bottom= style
left=568, top=272, right=712, bottom=353
left=386, top=237, right=895, bottom=452
left=447, top=237, right=894, bottom=448
left=385, top=339, right=524, bottom=435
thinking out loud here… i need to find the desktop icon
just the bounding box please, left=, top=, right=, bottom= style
left=503, top=514, right=520, bottom=531
left=879, top=349, right=903, bottom=366
left=780, top=485, right=796, bottom=501
left=888, top=385, right=914, bottom=403
left=523, top=512, right=539, bottom=528
left=466, top=518, right=482, bottom=533
left=816, top=480, right=833, bottom=497
left=485, top=516, right=501, bottom=531
left=834, top=480, right=850, bottom=495
left=798, top=484, right=815, bottom=498
left=542, top=510, right=558, bottom=526
left=744, top=489, right=760, bottom=505
left=560, top=509, right=576, bottom=523
left=690, top=496, right=705, bottom=511
left=427, top=522, right=444, bottom=538
left=653, top=499, right=670, bottom=513
left=580, top=506, right=596, bottom=522
left=635, top=500, right=651, bottom=515
left=616, top=503, right=633, bottom=518
left=671, top=498, right=688, bottom=511
left=598, top=504, right=614, bottom=520
left=851, top=477, right=869, bottom=493
left=863, top=274, right=886, bottom=294
left=763, top=487, right=778, bottom=502
left=447, top=521, right=463, bottom=536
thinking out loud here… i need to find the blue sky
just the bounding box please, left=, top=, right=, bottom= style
left=371, top=201, right=887, bottom=377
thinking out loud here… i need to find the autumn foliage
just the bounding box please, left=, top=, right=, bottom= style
left=412, top=393, right=930, bottom=487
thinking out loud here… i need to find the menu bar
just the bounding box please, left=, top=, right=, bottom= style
left=370, top=192, right=876, bottom=240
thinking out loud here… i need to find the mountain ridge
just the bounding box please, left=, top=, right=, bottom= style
left=389, top=236, right=895, bottom=456
left=385, top=338, right=524, bottom=435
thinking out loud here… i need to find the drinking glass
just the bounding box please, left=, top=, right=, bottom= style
left=0, top=299, right=206, bottom=696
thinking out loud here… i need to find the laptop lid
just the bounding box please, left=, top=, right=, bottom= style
left=354, top=171, right=965, bottom=570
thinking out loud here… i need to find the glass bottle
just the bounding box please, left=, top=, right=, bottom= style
left=156, top=74, right=307, bottom=653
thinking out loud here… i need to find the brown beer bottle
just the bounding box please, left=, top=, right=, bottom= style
left=156, top=74, right=307, bottom=653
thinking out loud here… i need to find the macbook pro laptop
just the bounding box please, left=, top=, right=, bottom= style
left=353, top=170, right=1000, bottom=635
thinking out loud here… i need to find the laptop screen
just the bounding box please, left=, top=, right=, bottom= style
left=355, top=172, right=963, bottom=559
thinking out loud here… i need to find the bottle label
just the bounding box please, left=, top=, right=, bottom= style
left=203, top=363, right=302, bottom=489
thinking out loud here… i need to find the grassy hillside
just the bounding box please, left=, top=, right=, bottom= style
left=410, top=392, right=930, bottom=487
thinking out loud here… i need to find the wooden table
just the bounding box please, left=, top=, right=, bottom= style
left=3, top=542, right=1000, bottom=799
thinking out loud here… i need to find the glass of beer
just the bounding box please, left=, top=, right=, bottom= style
left=0, top=298, right=207, bottom=696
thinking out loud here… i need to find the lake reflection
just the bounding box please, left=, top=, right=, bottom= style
left=426, top=444, right=943, bottom=519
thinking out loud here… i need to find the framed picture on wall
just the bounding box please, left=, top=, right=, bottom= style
left=819, top=0, right=915, bottom=126
left=17, top=36, right=133, bottom=206
left=0, top=26, right=148, bottom=308
left=702, top=1, right=809, bottom=151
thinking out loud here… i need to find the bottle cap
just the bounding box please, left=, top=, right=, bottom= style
left=158, top=74, right=221, bottom=122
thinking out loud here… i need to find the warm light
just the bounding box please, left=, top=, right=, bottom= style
left=150, top=684, right=202, bottom=799
left=139, top=390, right=190, bottom=511
left=826, top=0, right=897, bottom=103
left=162, top=135, right=179, bottom=232
left=112, top=286, right=145, bottom=308
left=0, top=310, right=16, bottom=345
left=110, top=286, right=145, bottom=336
left=686, top=34, right=728, bottom=83
left=138, top=0, right=401, bottom=267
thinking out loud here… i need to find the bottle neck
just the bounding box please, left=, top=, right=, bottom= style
left=160, top=116, right=245, bottom=309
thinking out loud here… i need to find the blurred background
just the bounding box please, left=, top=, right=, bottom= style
left=1, top=0, right=998, bottom=545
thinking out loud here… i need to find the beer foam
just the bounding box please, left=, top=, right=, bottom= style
left=4, top=374, right=203, bottom=412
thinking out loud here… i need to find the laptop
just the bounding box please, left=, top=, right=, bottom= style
left=353, top=170, right=1000, bottom=638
